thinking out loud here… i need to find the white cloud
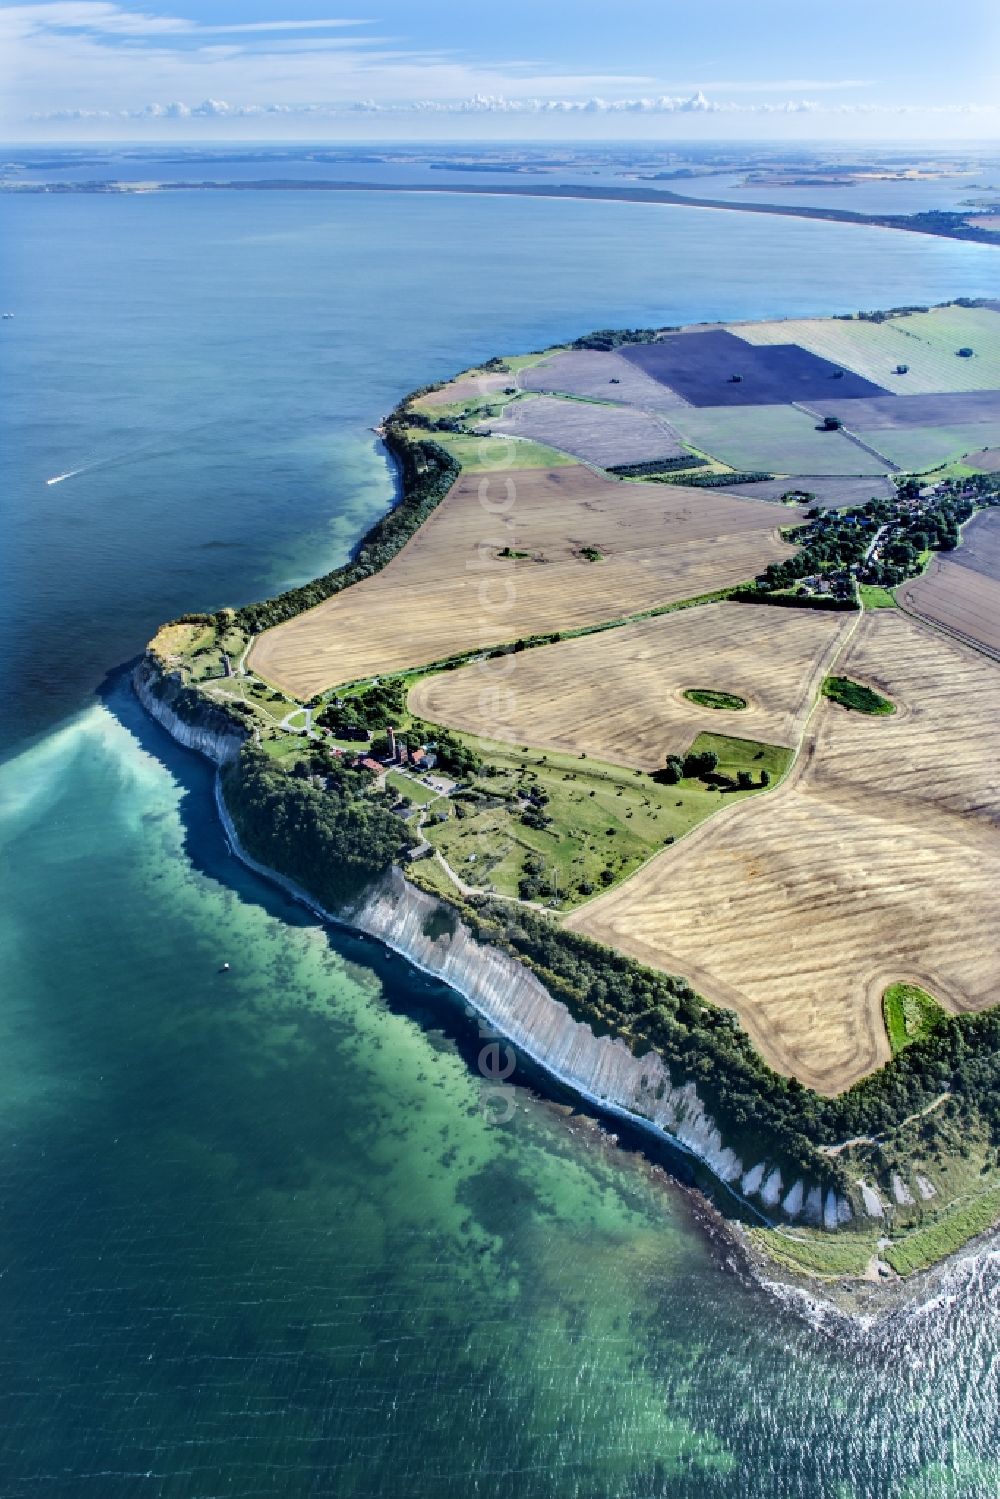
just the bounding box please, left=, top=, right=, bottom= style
left=32, top=88, right=1000, bottom=124
left=4, top=2, right=1000, bottom=140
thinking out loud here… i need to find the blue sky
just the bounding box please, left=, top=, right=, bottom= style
left=3, top=0, right=999, bottom=141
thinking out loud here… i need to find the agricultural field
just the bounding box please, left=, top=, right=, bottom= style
left=415, top=370, right=512, bottom=408
left=477, top=393, right=687, bottom=467
left=722, top=475, right=896, bottom=507
left=730, top=305, right=1000, bottom=393
left=621, top=328, right=887, bottom=405
left=899, top=508, right=1000, bottom=654
left=854, top=422, right=1000, bottom=472
left=419, top=430, right=577, bottom=471
left=249, top=467, right=801, bottom=698
left=419, top=733, right=790, bottom=911
left=668, top=402, right=892, bottom=475
left=813, top=389, right=1000, bottom=429
left=518, top=348, right=691, bottom=411
left=409, top=601, right=851, bottom=769
left=567, top=612, right=1000, bottom=1094
left=966, top=448, right=1000, bottom=472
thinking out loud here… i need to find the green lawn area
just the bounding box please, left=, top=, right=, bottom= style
left=882, top=982, right=945, bottom=1056
left=683, top=688, right=749, bottom=711
left=858, top=584, right=898, bottom=609
left=822, top=675, right=895, bottom=715
left=501, top=349, right=563, bottom=372
left=419, top=732, right=791, bottom=911
left=426, top=430, right=578, bottom=471
left=261, top=734, right=308, bottom=764
left=385, top=769, right=441, bottom=806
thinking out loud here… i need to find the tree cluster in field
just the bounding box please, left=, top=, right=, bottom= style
left=655, top=469, right=774, bottom=488
left=607, top=455, right=709, bottom=477
left=221, top=746, right=415, bottom=909
left=318, top=679, right=407, bottom=740
left=406, top=410, right=467, bottom=434
left=518, top=852, right=551, bottom=901
left=233, top=425, right=461, bottom=633
left=407, top=719, right=482, bottom=778
left=657, top=750, right=768, bottom=790
left=571, top=327, right=676, bottom=351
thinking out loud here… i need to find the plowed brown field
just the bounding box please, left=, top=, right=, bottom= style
left=249, top=468, right=801, bottom=698
left=409, top=601, right=851, bottom=768
left=567, top=612, right=1000, bottom=1093
left=899, top=510, right=1000, bottom=657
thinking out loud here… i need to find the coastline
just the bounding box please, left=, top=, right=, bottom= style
left=9, top=177, right=1000, bottom=249
left=208, top=764, right=776, bottom=1226
left=126, top=700, right=998, bottom=1321
left=130, top=308, right=1000, bottom=1288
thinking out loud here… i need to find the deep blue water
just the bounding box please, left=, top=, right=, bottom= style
left=2, top=182, right=1000, bottom=1496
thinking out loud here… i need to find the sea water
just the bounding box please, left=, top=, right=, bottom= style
left=1, top=182, right=999, bottom=1496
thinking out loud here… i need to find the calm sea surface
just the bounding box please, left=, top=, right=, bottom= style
left=2, top=186, right=1000, bottom=1496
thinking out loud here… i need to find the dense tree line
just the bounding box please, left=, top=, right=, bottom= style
left=442, top=896, right=1000, bottom=1188
left=607, top=456, right=709, bottom=477
left=571, top=326, right=676, bottom=351
left=234, top=424, right=460, bottom=634
left=657, top=469, right=774, bottom=488
left=319, top=679, right=407, bottom=739
left=221, top=746, right=415, bottom=909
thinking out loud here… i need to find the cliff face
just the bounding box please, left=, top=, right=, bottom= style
left=133, top=663, right=853, bottom=1231
left=347, top=868, right=853, bottom=1231
left=132, top=658, right=249, bottom=765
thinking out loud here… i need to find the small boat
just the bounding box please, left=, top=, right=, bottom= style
left=220, top=961, right=230, bottom=973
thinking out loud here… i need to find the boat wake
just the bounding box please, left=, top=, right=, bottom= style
left=45, top=468, right=86, bottom=486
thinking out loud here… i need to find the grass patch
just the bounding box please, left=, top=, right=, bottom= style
left=858, top=584, right=898, bottom=610
left=683, top=688, right=748, bottom=711
left=417, top=733, right=788, bottom=911
left=883, top=1185, right=1000, bottom=1276
left=749, top=1228, right=876, bottom=1279
left=424, top=430, right=578, bottom=471
left=822, top=675, right=895, bottom=715
left=404, top=855, right=464, bottom=900
left=685, top=732, right=794, bottom=784
left=385, top=769, right=441, bottom=807
left=883, top=982, right=946, bottom=1056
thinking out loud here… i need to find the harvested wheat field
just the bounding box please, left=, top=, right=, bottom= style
left=410, top=601, right=851, bottom=769
left=518, top=348, right=692, bottom=411
left=567, top=611, right=1000, bottom=1093
left=899, top=509, right=1000, bottom=656
left=249, top=468, right=801, bottom=698
left=729, top=306, right=1000, bottom=394
left=478, top=394, right=687, bottom=467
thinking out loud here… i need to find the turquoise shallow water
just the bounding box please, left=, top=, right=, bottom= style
left=2, top=183, right=1000, bottom=1495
